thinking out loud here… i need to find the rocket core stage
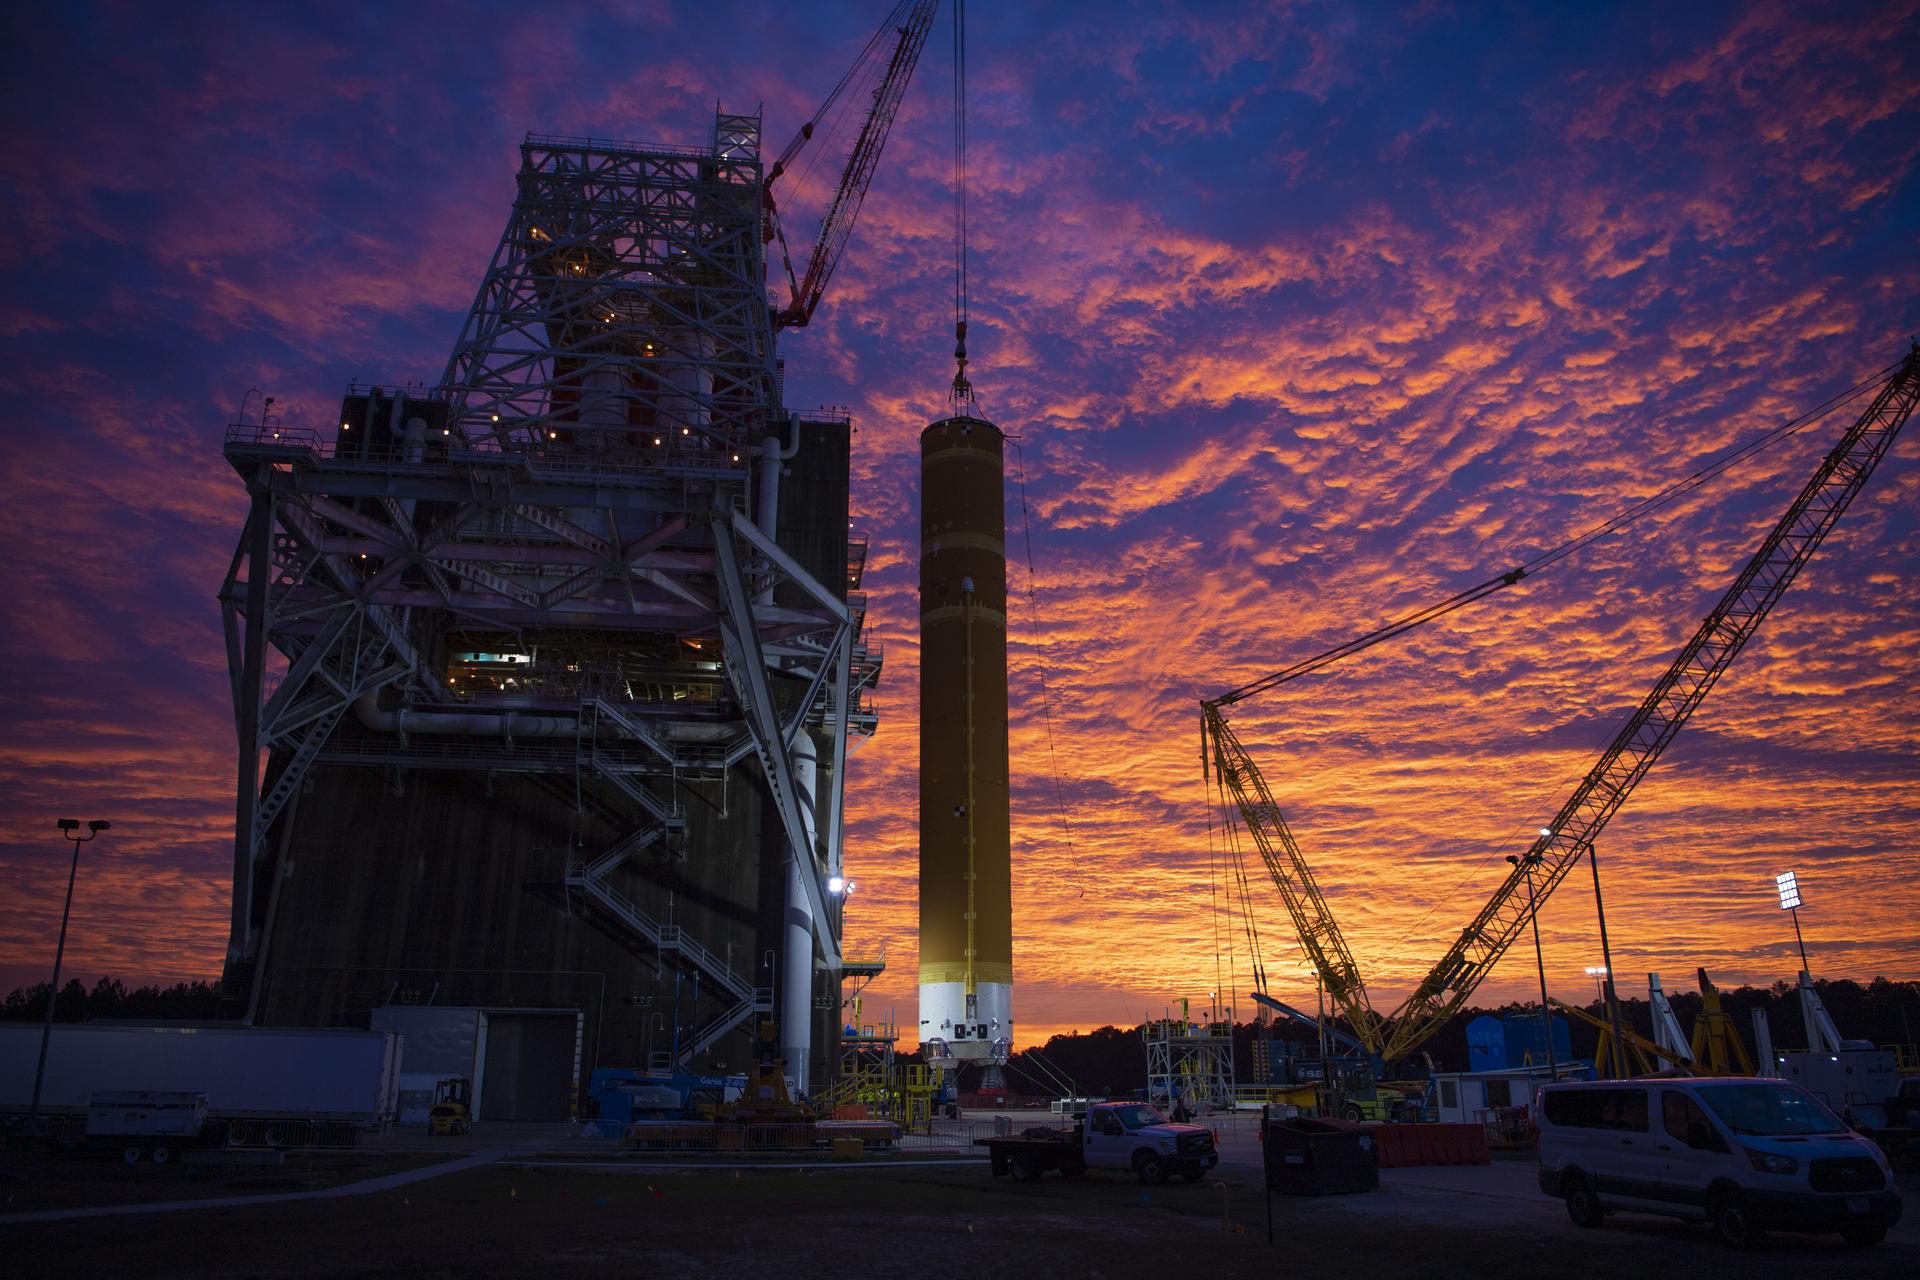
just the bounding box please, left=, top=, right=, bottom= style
left=918, top=413, right=1014, bottom=1072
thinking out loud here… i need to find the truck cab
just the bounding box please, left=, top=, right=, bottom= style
left=1081, top=1102, right=1217, bottom=1184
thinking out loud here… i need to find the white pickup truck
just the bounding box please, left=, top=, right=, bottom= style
left=979, top=1102, right=1219, bottom=1184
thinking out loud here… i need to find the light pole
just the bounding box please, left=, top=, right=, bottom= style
left=1579, top=834, right=1629, bottom=1079
left=1584, top=966, right=1609, bottom=1005
left=1506, top=851, right=1558, bottom=1080
left=29, top=819, right=110, bottom=1132
left=1775, top=871, right=1810, bottom=973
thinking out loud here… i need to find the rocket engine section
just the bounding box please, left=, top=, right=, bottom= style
left=918, top=414, right=1013, bottom=1070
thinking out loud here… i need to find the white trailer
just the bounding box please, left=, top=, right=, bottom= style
left=86, top=1091, right=208, bottom=1163
left=0, top=1023, right=400, bottom=1147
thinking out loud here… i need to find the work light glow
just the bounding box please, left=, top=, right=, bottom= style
left=1775, top=871, right=1802, bottom=910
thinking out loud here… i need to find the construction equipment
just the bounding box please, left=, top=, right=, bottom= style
left=764, top=0, right=939, bottom=329
left=429, top=1078, right=472, bottom=1136
left=1204, top=346, right=1920, bottom=1067
left=1647, top=973, right=1694, bottom=1067
left=1688, top=968, right=1755, bottom=1075
left=1549, top=999, right=1690, bottom=1078
left=1779, top=971, right=1900, bottom=1119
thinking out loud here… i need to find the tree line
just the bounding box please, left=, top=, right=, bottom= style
left=2, top=977, right=223, bottom=1023
left=7, top=974, right=1917, bottom=1094
left=991, top=977, right=1920, bottom=1095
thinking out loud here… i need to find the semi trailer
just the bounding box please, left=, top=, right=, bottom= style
left=1, top=1023, right=400, bottom=1148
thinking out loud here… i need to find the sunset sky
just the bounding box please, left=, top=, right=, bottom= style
left=2, top=1, right=1917, bottom=1049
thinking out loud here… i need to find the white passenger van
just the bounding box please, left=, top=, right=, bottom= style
left=1535, top=1077, right=1901, bottom=1248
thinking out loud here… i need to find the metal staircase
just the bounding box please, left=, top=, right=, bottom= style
left=563, top=860, right=767, bottom=1063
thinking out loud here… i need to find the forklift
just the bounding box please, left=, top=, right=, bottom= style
left=429, top=1078, right=472, bottom=1135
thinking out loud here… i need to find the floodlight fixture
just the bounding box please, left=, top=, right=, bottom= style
left=1776, top=871, right=1810, bottom=971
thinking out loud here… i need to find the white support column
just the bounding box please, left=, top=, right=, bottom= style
left=783, top=733, right=820, bottom=1093
left=712, top=518, right=842, bottom=969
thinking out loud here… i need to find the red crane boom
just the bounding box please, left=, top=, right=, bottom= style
left=766, top=0, right=940, bottom=330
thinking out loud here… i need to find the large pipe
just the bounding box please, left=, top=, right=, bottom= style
left=917, top=413, right=1014, bottom=1069
left=353, top=693, right=577, bottom=738
left=782, top=733, right=820, bottom=1092
left=352, top=693, right=743, bottom=744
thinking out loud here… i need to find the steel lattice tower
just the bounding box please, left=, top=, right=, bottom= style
left=218, top=114, right=880, bottom=1093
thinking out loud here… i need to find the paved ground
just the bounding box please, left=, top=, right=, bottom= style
left=3, top=1113, right=1913, bottom=1277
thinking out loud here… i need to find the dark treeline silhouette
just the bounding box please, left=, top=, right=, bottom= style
left=1, top=977, right=222, bottom=1023
left=991, top=977, right=1920, bottom=1095
left=8, top=975, right=1917, bottom=1093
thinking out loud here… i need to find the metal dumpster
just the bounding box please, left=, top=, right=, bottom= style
left=1262, top=1112, right=1379, bottom=1195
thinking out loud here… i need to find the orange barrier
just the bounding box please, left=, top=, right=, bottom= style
left=1372, top=1122, right=1489, bottom=1167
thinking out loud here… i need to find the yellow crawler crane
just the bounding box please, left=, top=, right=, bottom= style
left=1204, top=346, right=1920, bottom=1067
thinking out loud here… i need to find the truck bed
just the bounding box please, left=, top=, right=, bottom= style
left=976, top=1127, right=1085, bottom=1180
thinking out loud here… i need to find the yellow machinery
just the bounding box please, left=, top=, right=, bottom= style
left=1689, top=969, right=1755, bottom=1075
left=428, top=1077, right=471, bottom=1135
left=1550, top=999, right=1689, bottom=1079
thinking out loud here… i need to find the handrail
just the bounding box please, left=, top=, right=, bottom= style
left=565, top=865, right=752, bottom=1002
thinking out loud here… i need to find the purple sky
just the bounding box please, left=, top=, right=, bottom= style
left=2, top=1, right=1917, bottom=1043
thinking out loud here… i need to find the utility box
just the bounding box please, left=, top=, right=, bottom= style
left=1262, top=1113, right=1379, bottom=1196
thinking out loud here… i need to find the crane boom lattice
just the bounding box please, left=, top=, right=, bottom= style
left=1202, top=345, right=1920, bottom=1066
left=1205, top=706, right=1382, bottom=1053
left=771, top=0, right=938, bottom=330
left=1379, top=348, right=1920, bottom=1060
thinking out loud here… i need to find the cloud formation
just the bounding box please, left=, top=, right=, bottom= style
left=1, top=1, right=1915, bottom=1046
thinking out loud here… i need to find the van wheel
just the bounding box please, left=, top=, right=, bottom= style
left=1563, top=1173, right=1604, bottom=1229
left=122, top=1145, right=144, bottom=1165
left=1711, top=1192, right=1760, bottom=1249
left=1840, top=1225, right=1885, bottom=1248
left=1134, top=1152, right=1168, bottom=1185
left=150, top=1145, right=172, bottom=1165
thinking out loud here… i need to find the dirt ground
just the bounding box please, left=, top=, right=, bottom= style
left=4, top=1157, right=1916, bottom=1280
left=0, top=1149, right=454, bottom=1212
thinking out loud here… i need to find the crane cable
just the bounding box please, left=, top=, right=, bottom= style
left=1008, top=443, right=1085, bottom=900
left=1208, top=360, right=1903, bottom=709
left=950, top=0, right=972, bottom=400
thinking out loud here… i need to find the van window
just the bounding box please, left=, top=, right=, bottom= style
left=1662, top=1091, right=1720, bottom=1148
left=1695, top=1083, right=1846, bottom=1136
left=1440, top=1080, right=1458, bottom=1109
left=1543, top=1087, right=1648, bottom=1131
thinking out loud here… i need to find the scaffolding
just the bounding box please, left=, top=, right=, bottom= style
left=219, top=114, right=881, bottom=1066
left=1143, top=1006, right=1236, bottom=1114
